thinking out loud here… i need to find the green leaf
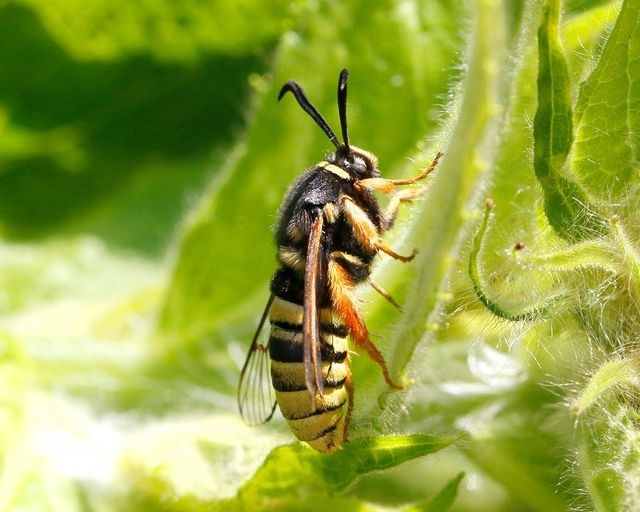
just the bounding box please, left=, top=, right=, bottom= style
left=577, top=399, right=640, bottom=511
left=566, top=0, right=619, bottom=13
left=229, top=434, right=462, bottom=510
left=414, top=472, right=465, bottom=512
left=15, top=0, right=301, bottom=60
left=382, top=0, right=509, bottom=381
left=535, top=1, right=573, bottom=170
left=533, top=0, right=607, bottom=242
left=464, top=387, right=575, bottom=512
left=573, top=0, right=640, bottom=197
left=571, top=355, right=640, bottom=414
left=0, top=4, right=262, bottom=254
left=610, top=215, right=640, bottom=304
left=322, top=434, right=464, bottom=493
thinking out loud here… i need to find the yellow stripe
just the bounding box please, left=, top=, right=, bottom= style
left=330, top=251, right=365, bottom=267
left=270, top=298, right=304, bottom=325
left=286, top=222, right=305, bottom=243
left=323, top=335, right=348, bottom=353
left=277, top=247, right=305, bottom=272
left=276, top=386, right=347, bottom=420
left=270, top=328, right=347, bottom=351
left=320, top=308, right=343, bottom=325
left=318, top=161, right=350, bottom=180
left=306, top=420, right=345, bottom=453
left=271, top=360, right=348, bottom=388
left=270, top=298, right=344, bottom=325
left=287, top=408, right=345, bottom=441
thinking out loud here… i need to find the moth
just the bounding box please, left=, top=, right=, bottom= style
left=238, top=69, right=441, bottom=452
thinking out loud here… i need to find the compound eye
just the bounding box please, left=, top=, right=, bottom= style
left=351, top=155, right=368, bottom=175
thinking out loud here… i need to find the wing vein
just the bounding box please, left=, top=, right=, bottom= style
left=303, top=213, right=325, bottom=399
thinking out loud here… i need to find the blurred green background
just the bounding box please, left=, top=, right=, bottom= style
left=0, top=1, right=273, bottom=253
left=1, top=0, right=636, bottom=510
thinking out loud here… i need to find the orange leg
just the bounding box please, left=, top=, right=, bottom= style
left=382, top=187, right=425, bottom=230
left=328, top=259, right=404, bottom=391
left=376, top=242, right=417, bottom=262
left=370, top=279, right=402, bottom=311
left=341, top=194, right=418, bottom=262
left=355, top=151, right=442, bottom=195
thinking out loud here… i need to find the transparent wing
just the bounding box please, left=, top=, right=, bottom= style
left=238, top=294, right=277, bottom=425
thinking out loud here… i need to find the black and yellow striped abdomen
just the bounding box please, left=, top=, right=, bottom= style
left=268, top=296, right=350, bottom=453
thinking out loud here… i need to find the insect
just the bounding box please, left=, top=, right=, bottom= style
left=238, top=69, right=441, bottom=453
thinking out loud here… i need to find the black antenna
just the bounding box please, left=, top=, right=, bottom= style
left=278, top=81, right=340, bottom=149
left=337, top=69, right=351, bottom=155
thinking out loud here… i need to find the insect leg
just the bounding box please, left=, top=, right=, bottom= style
left=369, top=279, right=402, bottom=311
left=382, top=187, right=425, bottom=231
left=340, top=195, right=378, bottom=253
left=376, top=242, right=417, bottom=262
left=355, top=151, right=442, bottom=195
left=328, top=258, right=404, bottom=390
left=341, top=194, right=416, bottom=261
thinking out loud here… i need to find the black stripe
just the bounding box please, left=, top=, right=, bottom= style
left=321, top=323, right=349, bottom=337
left=332, top=253, right=372, bottom=282
left=269, top=336, right=347, bottom=363
left=326, top=349, right=348, bottom=363
left=271, top=320, right=348, bottom=338
left=270, top=269, right=304, bottom=305
left=308, top=416, right=344, bottom=441
left=285, top=399, right=346, bottom=421
left=269, top=336, right=302, bottom=363
left=271, top=375, right=346, bottom=392
left=271, top=320, right=301, bottom=332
